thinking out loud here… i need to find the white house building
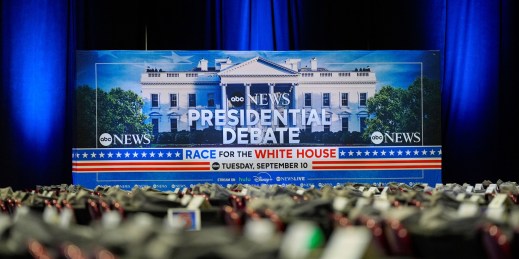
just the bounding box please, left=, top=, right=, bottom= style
left=140, top=56, right=376, bottom=136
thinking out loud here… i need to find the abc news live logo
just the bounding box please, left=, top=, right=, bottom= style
left=370, top=131, right=421, bottom=144
left=99, top=133, right=151, bottom=147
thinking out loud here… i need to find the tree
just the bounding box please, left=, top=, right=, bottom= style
left=75, top=86, right=152, bottom=147
left=98, top=88, right=152, bottom=145
left=406, top=77, right=441, bottom=144
left=364, top=77, right=442, bottom=145
left=363, top=85, right=408, bottom=140
left=75, top=85, right=97, bottom=147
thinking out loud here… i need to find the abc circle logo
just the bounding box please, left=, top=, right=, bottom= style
left=212, top=162, right=220, bottom=170
left=229, top=92, right=245, bottom=107
left=230, top=96, right=244, bottom=102
left=99, top=133, right=113, bottom=147
left=370, top=131, right=384, bottom=145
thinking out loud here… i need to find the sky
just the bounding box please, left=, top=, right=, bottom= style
left=76, top=50, right=441, bottom=93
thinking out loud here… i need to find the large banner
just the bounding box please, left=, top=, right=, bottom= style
left=74, top=50, right=441, bottom=190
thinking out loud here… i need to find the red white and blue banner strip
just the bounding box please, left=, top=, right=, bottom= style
left=72, top=146, right=441, bottom=190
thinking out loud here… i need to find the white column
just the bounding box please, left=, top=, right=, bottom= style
left=291, top=83, right=298, bottom=109
left=220, top=83, right=227, bottom=111
left=291, top=83, right=298, bottom=127
left=220, top=83, right=227, bottom=128
left=244, top=83, right=251, bottom=127
left=268, top=83, right=275, bottom=127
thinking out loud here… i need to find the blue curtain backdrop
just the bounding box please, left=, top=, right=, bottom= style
left=213, top=0, right=299, bottom=50
left=1, top=0, right=75, bottom=189
left=1, top=0, right=517, bottom=189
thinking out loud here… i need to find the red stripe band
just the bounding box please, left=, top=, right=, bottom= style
left=313, top=159, right=441, bottom=164
left=72, top=167, right=210, bottom=172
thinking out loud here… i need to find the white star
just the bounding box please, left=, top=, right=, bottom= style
left=413, top=150, right=419, bottom=155
left=381, top=150, right=386, bottom=156
left=76, top=153, right=81, bottom=158
left=389, top=150, right=395, bottom=156
left=364, top=150, right=370, bottom=156
left=175, top=151, right=181, bottom=157
left=82, top=152, right=88, bottom=158
left=340, top=150, right=345, bottom=156
left=90, top=152, right=97, bottom=158
left=430, top=150, right=436, bottom=155
left=356, top=150, right=362, bottom=156
left=116, top=152, right=122, bottom=158
left=167, top=152, right=172, bottom=157
left=348, top=150, right=354, bottom=156
left=133, top=152, right=138, bottom=158
left=422, top=149, right=428, bottom=155
left=405, top=150, right=411, bottom=156
left=72, top=153, right=75, bottom=158
left=141, top=151, right=147, bottom=158
left=438, top=149, right=442, bottom=155
left=162, top=51, right=193, bottom=63
left=108, top=152, right=113, bottom=158
left=372, top=150, right=378, bottom=156
left=124, top=152, right=130, bottom=158
left=150, top=152, right=155, bottom=158
left=99, top=152, right=105, bottom=158
left=158, top=151, right=164, bottom=158
left=397, top=150, right=403, bottom=156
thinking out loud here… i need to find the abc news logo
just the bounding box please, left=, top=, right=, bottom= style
left=99, top=133, right=151, bottom=146
left=370, top=131, right=421, bottom=144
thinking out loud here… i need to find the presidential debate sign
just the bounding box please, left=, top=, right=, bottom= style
left=74, top=50, right=441, bottom=190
